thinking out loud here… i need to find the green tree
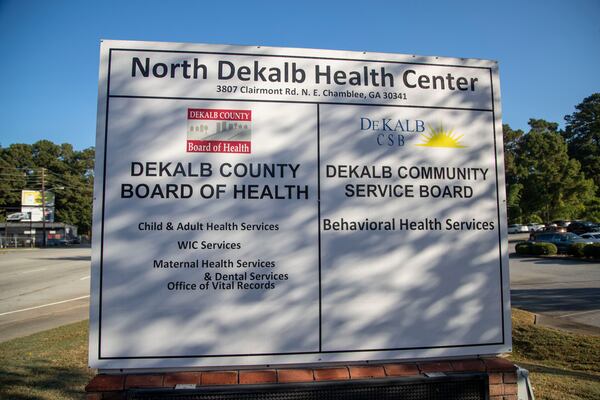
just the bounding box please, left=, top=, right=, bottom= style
left=0, top=141, right=94, bottom=234
left=583, top=197, right=600, bottom=222
left=563, top=93, right=600, bottom=189
left=0, top=144, right=38, bottom=218
left=515, top=119, right=595, bottom=221
left=503, top=124, right=525, bottom=223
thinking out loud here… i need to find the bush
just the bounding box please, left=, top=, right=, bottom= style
left=515, top=241, right=557, bottom=256
left=569, top=242, right=587, bottom=257
left=528, top=215, right=544, bottom=224
left=531, top=242, right=557, bottom=255
left=583, top=243, right=600, bottom=259
left=515, top=242, right=532, bottom=255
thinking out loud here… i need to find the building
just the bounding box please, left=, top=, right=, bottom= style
left=0, top=221, right=78, bottom=248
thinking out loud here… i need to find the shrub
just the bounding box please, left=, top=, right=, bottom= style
left=568, top=243, right=587, bottom=257
left=515, top=242, right=532, bottom=255
left=515, top=241, right=557, bottom=256
left=528, top=215, right=544, bottom=224
left=583, top=243, right=600, bottom=259
left=531, top=242, right=557, bottom=256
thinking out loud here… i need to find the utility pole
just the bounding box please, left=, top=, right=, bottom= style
left=41, top=167, right=46, bottom=247
left=29, top=211, right=33, bottom=248
left=2, top=210, right=5, bottom=249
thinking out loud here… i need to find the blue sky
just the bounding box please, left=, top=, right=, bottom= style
left=0, top=0, right=599, bottom=150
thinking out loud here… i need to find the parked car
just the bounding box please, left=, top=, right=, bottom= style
left=526, top=223, right=545, bottom=232
left=567, top=221, right=600, bottom=235
left=579, top=232, right=600, bottom=240
left=508, top=224, right=529, bottom=234
left=540, top=225, right=567, bottom=234
left=47, top=238, right=70, bottom=246
left=551, top=220, right=572, bottom=227
left=67, top=237, right=81, bottom=245
left=6, top=212, right=30, bottom=221
left=529, top=231, right=593, bottom=253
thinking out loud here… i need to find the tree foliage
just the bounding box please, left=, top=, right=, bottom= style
left=0, top=141, right=94, bottom=234
left=504, top=107, right=599, bottom=223
left=563, top=93, right=600, bottom=189
left=503, top=124, right=525, bottom=221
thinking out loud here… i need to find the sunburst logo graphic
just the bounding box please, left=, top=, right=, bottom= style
left=416, top=123, right=466, bottom=148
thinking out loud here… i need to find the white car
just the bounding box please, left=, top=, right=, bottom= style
left=6, top=212, right=30, bottom=222
left=508, top=224, right=529, bottom=234
left=527, top=223, right=545, bottom=232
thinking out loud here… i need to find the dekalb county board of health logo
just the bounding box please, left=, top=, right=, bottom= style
left=187, top=108, right=252, bottom=153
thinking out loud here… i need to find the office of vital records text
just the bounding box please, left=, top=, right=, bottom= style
left=89, top=40, right=510, bottom=369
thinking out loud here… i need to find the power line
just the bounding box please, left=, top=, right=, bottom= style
left=1, top=180, right=88, bottom=192
left=0, top=158, right=94, bottom=175
left=0, top=166, right=93, bottom=184
left=0, top=179, right=42, bottom=184
left=0, top=163, right=92, bottom=186
left=0, top=158, right=94, bottom=194
left=0, top=177, right=41, bottom=180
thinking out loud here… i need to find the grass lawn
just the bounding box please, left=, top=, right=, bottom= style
left=509, top=309, right=600, bottom=400
left=0, top=321, right=92, bottom=400
left=0, top=310, right=598, bottom=399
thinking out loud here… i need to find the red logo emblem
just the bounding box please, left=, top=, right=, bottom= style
left=187, top=108, right=252, bottom=153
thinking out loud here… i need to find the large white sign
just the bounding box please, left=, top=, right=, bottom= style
left=90, top=40, right=510, bottom=369
left=21, top=190, right=55, bottom=222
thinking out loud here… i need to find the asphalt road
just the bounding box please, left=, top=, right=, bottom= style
left=0, top=237, right=598, bottom=343
left=508, top=233, right=600, bottom=334
left=0, top=247, right=90, bottom=342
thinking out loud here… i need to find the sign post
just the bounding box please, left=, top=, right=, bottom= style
left=90, top=40, right=510, bottom=370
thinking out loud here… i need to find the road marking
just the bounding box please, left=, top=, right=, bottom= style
left=0, top=295, right=90, bottom=317
left=80, top=275, right=90, bottom=280
left=21, top=268, right=47, bottom=274
left=558, top=309, right=600, bottom=318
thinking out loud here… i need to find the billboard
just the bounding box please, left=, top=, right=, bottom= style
left=20, top=190, right=55, bottom=222
left=90, top=40, right=510, bottom=369
left=21, top=190, right=55, bottom=207
left=20, top=206, right=54, bottom=222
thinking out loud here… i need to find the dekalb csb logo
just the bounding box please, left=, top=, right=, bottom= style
left=360, top=117, right=425, bottom=147
left=360, top=117, right=466, bottom=149
left=187, top=108, right=252, bottom=154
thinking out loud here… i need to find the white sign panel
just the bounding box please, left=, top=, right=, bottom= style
left=21, top=190, right=55, bottom=222
left=90, top=40, right=510, bottom=369
left=21, top=206, right=54, bottom=222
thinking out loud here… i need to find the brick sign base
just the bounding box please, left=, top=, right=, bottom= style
left=86, top=357, right=518, bottom=400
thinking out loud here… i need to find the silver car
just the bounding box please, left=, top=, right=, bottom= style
left=508, top=224, right=529, bottom=234
left=579, top=232, right=600, bottom=241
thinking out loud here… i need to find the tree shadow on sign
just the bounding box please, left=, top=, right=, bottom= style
left=92, top=52, right=508, bottom=366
